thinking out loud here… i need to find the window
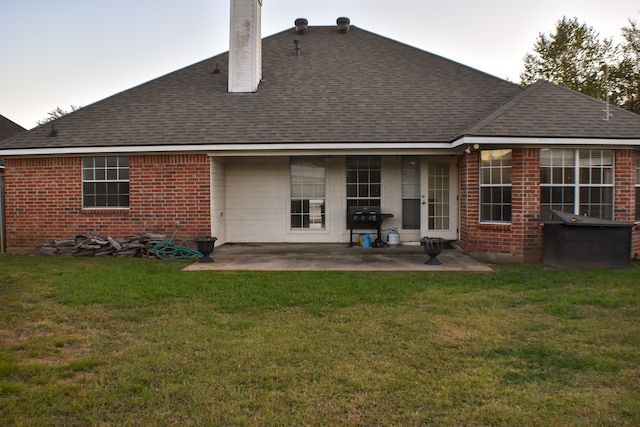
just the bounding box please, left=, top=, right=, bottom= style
left=346, top=156, right=381, bottom=214
left=82, top=156, right=129, bottom=208
left=290, top=157, right=325, bottom=229
left=636, top=154, right=640, bottom=221
left=480, top=150, right=512, bottom=222
left=540, top=149, right=613, bottom=221
left=401, top=157, right=420, bottom=229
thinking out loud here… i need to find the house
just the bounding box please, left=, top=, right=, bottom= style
left=0, top=114, right=26, bottom=252
left=1, top=0, right=640, bottom=262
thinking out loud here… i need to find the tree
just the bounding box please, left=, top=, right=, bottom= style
left=520, top=17, right=616, bottom=102
left=611, top=18, right=640, bottom=114
left=37, top=105, right=80, bottom=125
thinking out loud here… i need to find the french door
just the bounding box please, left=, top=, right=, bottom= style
left=420, top=157, right=458, bottom=240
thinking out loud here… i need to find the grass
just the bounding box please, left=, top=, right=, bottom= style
left=0, top=255, right=639, bottom=426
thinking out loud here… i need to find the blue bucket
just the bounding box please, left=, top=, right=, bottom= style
left=358, top=233, right=371, bottom=248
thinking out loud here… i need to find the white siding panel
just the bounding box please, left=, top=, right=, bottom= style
left=226, top=157, right=287, bottom=242
left=210, top=158, right=226, bottom=244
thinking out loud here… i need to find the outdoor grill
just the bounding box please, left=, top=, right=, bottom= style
left=348, top=206, right=393, bottom=247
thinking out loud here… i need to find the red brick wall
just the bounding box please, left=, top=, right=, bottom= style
left=614, top=150, right=640, bottom=258
left=459, top=149, right=543, bottom=263
left=459, top=148, right=639, bottom=262
left=511, top=148, right=543, bottom=262
left=458, top=150, right=477, bottom=255
left=4, top=154, right=211, bottom=251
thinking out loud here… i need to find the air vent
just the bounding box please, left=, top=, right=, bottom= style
left=337, top=17, right=350, bottom=33
left=295, top=18, right=308, bottom=34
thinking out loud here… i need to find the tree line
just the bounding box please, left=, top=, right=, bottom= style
left=521, top=15, right=640, bottom=114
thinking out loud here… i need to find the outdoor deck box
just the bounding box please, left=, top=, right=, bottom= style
left=542, top=210, right=635, bottom=268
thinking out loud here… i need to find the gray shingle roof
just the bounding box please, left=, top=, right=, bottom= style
left=461, top=80, right=640, bottom=139
left=0, top=115, right=26, bottom=142
left=0, top=115, right=26, bottom=166
left=2, top=25, right=639, bottom=151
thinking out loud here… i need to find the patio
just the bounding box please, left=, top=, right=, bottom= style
left=183, top=243, right=492, bottom=272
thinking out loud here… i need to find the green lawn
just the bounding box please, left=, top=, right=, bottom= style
left=1, top=255, right=639, bottom=426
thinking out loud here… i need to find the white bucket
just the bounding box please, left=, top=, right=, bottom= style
left=387, top=230, right=400, bottom=246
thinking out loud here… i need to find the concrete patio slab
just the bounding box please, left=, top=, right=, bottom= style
left=183, top=243, right=493, bottom=272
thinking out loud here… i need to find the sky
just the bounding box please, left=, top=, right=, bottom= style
left=1, top=0, right=638, bottom=129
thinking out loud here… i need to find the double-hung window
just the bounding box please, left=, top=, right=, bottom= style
left=480, top=150, right=512, bottom=222
left=401, top=156, right=420, bottom=229
left=82, top=156, right=130, bottom=208
left=346, top=156, right=381, bottom=213
left=290, top=157, right=325, bottom=229
left=540, top=149, right=613, bottom=221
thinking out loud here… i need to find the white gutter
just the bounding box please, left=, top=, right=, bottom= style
left=0, top=142, right=454, bottom=157
left=453, top=136, right=640, bottom=148
left=1, top=137, right=638, bottom=157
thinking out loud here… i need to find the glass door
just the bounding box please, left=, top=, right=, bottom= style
left=420, top=158, right=458, bottom=240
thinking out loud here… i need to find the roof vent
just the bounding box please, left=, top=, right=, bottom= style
left=337, top=17, right=350, bottom=33
left=46, top=122, right=57, bottom=137
left=295, top=18, right=308, bottom=34
left=292, top=39, right=302, bottom=57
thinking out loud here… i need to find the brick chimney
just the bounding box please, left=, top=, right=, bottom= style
left=228, top=0, right=262, bottom=93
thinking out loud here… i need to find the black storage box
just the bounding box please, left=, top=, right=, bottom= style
left=542, top=210, right=635, bottom=268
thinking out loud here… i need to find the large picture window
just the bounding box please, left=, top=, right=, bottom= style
left=82, top=156, right=129, bottom=208
left=346, top=156, right=381, bottom=213
left=401, top=156, right=420, bottom=229
left=540, top=149, right=613, bottom=221
left=480, top=150, right=512, bottom=222
left=290, top=157, right=325, bottom=229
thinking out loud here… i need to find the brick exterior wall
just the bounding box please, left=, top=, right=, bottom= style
left=4, top=154, right=211, bottom=252
left=459, top=148, right=543, bottom=263
left=459, top=148, right=639, bottom=262
left=4, top=149, right=638, bottom=260
left=614, top=150, right=640, bottom=258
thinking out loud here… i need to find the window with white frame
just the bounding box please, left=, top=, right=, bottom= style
left=290, top=157, right=325, bottom=229
left=401, top=156, right=420, bottom=229
left=540, top=149, right=613, bottom=221
left=346, top=156, right=381, bottom=214
left=480, top=150, right=512, bottom=222
left=82, top=156, right=129, bottom=208
left=636, top=154, right=640, bottom=221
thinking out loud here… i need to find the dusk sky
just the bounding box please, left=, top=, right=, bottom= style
left=2, top=0, right=638, bottom=129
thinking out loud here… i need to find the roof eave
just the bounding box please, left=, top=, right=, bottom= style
left=0, top=141, right=455, bottom=157
left=453, top=136, right=640, bottom=148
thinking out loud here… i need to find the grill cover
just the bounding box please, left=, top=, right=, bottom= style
left=542, top=210, right=634, bottom=268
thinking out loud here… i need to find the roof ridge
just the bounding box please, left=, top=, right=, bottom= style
left=458, top=80, right=546, bottom=137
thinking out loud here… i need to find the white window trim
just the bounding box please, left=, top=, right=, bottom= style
left=540, top=149, right=614, bottom=219
left=479, top=150, right=512, bottom=224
